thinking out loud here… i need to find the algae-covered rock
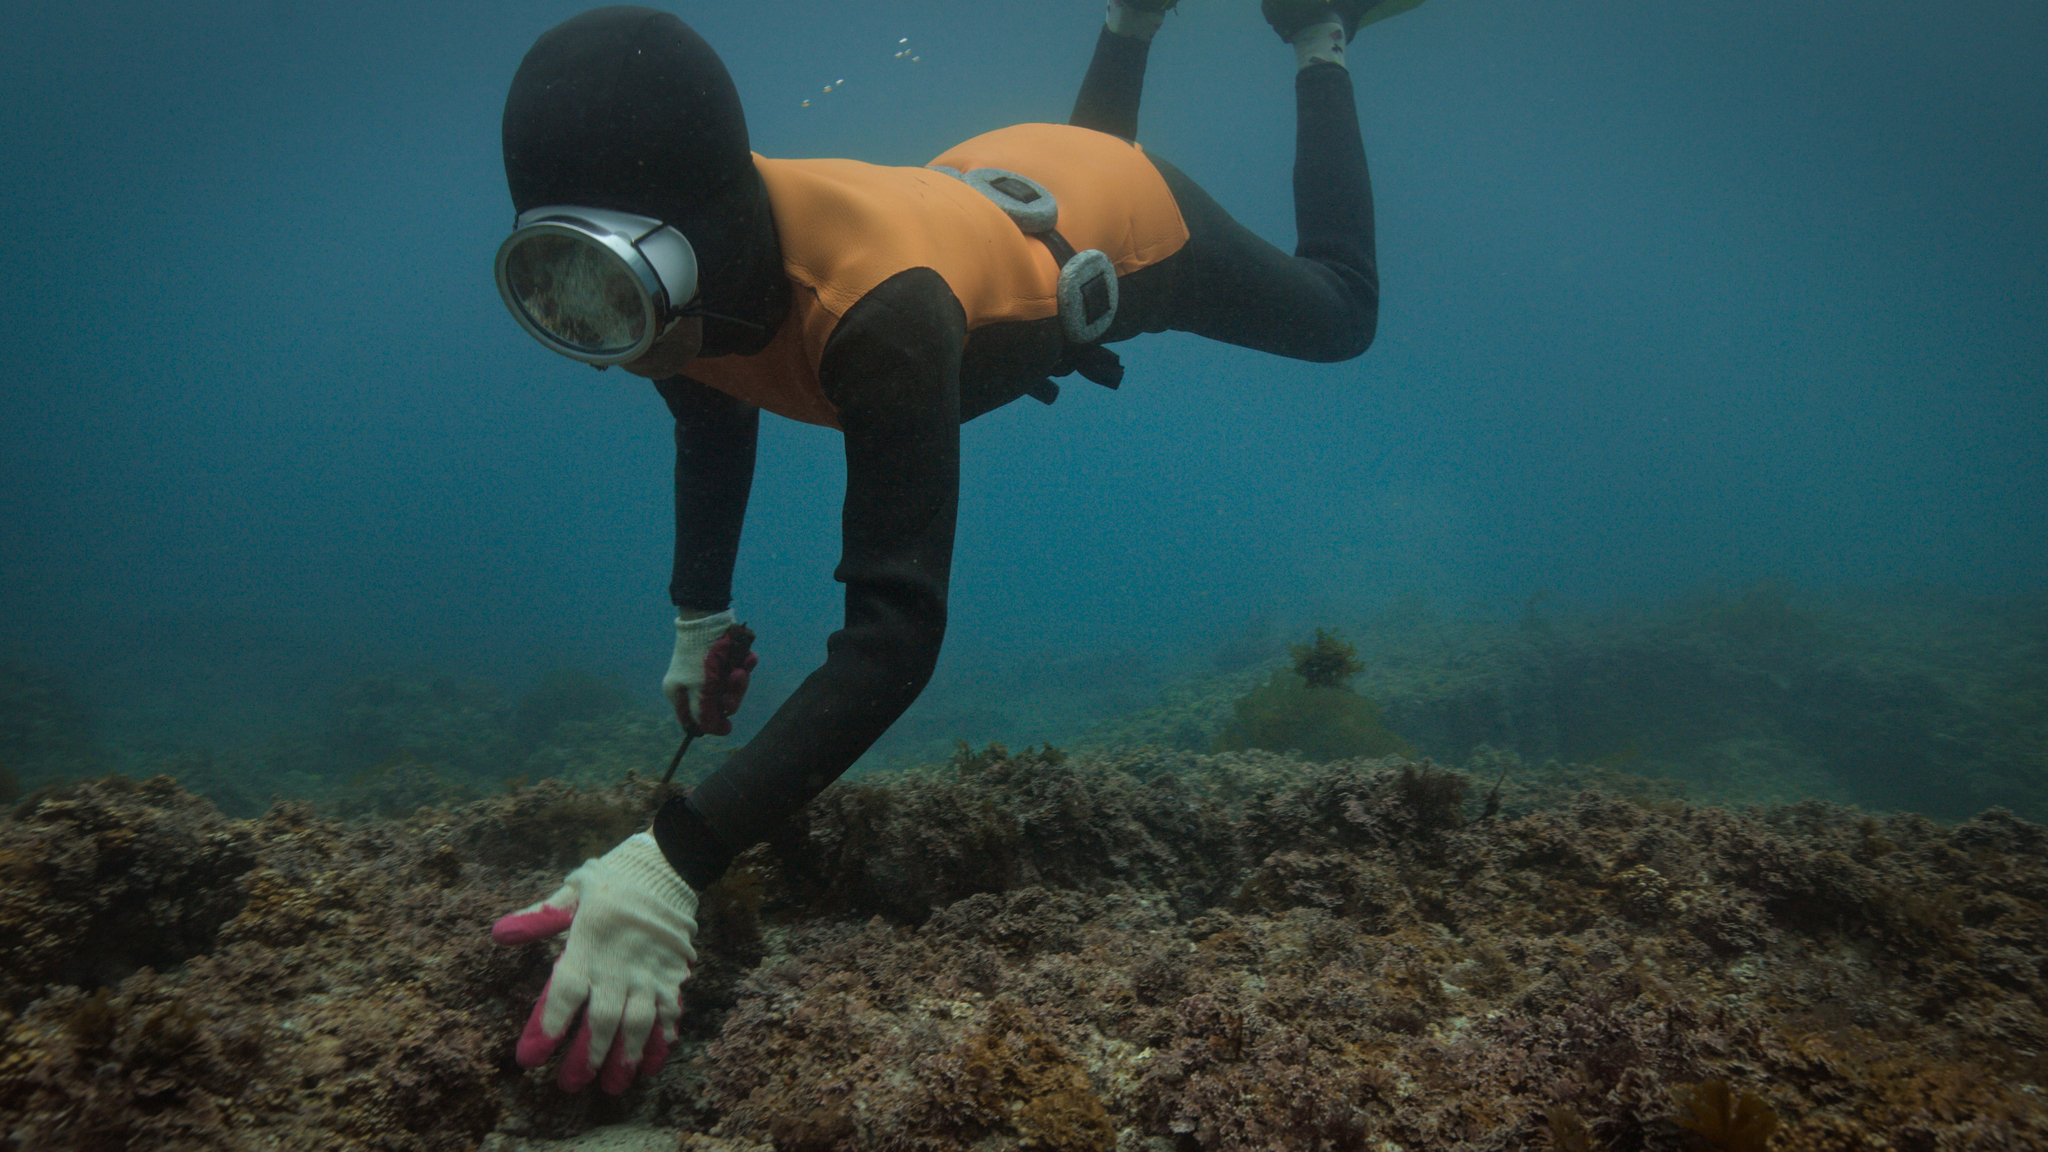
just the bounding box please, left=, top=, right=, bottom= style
left=1213, top=630, right=1411, bottom=762
left=1212, top=675, right=1412, bottom=762
left=2, top=760, right=2045, bottom=1149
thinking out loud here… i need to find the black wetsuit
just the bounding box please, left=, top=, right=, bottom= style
left=652, top=30, right=1380, bottom=888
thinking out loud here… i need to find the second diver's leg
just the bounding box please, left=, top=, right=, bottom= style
left=1071, top=2, right=1170, bottom=140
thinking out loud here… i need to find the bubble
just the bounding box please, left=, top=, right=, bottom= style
left=802, top=37, right=920, bottom=106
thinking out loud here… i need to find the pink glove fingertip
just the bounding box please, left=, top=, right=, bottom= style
left=639, top=1026, right=673, bottom=1080
left=515, top=983, right=565, bottom=1069
left=557, top=1022, right=599, bottom=1092
left=598, top=1012, right=677, bottom=1093
left=598, top=1030, right=639, bottom=1095
left=493, top=903, right=576, bottom=945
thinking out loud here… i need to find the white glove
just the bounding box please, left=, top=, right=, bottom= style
left=490, top=832, right=700, bottom=1093
left=662, top=608, right=756, bottom=736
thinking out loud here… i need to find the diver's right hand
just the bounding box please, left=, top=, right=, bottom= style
left=491, top=832, right=700, bottom=1093
left=662, top=610, right=758, bottom=736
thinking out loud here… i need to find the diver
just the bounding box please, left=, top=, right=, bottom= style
left=488, top=0, right=1401, bottom=1094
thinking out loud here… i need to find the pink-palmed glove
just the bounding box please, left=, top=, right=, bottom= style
left=662, top=610, right=758, bottom=736
left=491, top=832, right=700, bottom=1093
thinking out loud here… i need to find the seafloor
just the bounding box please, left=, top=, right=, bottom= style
left=3, top=744, right=2045, bottom=1151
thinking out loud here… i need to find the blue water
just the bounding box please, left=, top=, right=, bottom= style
left=1, top=1, right=2042, bottom=786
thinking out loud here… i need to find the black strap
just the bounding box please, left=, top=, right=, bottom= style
left=1036, top=227, right=1079, bottom=268
left=1032, top=227, right=1124, bottom=395
left=1064, top=345, right=1124, bottom=389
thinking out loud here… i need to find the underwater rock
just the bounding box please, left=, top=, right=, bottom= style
left=0, top=750, right=2043, bottom=1149
left=1211, top=673, right=1413, bottom=762
left=0, top=775, right=258, bottom=1008
left=0, top=778, right=657, bottom=1150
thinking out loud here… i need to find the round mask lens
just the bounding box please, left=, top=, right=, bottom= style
left=499, top=230, right=650, bottom=359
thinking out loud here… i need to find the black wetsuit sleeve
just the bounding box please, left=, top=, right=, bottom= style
left=655, top=268, right=964, bottom=878
left=653, top=376, right=759, bottom=613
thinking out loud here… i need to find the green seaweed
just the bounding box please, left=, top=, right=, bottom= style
left=1669, top=1078, right=1778, bottom=1152
left=1544, top=1105, right=1596, bottom=1152
left=950, top=740, right=1065, bottom=779
left=1289, top=628, right=1365, bottom=689
left=61, top=988, right=120, bottom=1050
left=1214, top=631, right=1411, bottom=762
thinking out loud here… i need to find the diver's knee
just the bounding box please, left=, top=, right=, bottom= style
left=1316, top=304, right=1376, bottom=362
left=1345, top=306, right=1378, bottom=359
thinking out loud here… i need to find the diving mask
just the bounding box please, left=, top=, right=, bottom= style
left=495, top=206, right=699, bottom=366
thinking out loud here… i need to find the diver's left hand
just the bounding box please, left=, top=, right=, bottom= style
left=491, top=832, right=700, bottom=1093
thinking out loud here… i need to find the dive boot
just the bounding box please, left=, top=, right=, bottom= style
left=1107, top=0, right=1180, bottom=38
left=1262, top=0, right=1420, bottom=42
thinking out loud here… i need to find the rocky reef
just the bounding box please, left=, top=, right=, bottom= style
left=1083, top=587, right=2048, bottom=825
left=2, top=744, right=2043, bottom=1151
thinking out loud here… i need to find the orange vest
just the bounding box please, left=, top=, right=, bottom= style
left=682, top=123, right=1190, bottom=429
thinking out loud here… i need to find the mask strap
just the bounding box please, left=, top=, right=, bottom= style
left=678, top=303, right=766, bottom=332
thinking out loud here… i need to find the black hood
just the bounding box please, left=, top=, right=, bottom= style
left=502, top=6, right=787, bottom=356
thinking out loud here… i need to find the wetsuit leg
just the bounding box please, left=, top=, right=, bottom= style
left=1070, top=27, right=1151, bottom=142
left=1114, top=62, right=1379, bottom=362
